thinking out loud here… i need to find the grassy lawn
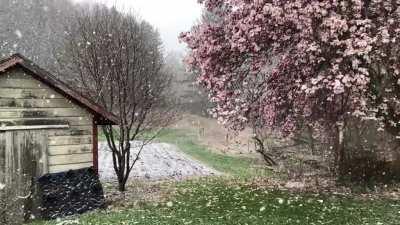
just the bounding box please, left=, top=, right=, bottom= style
left=155, top=129, right=268, bottom=178
left=30, top=128, right=399, bottom=225
left=31, top=179, right=399, bottom=225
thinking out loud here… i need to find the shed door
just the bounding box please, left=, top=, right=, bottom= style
left=0, top=130, right=49, bottom=184
left=0, top=130, right=48, bottom=221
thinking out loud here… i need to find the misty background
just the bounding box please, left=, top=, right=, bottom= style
left=0, top=0, right=208, bottom=116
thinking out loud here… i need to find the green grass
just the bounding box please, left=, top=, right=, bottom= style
left=33, top=128, right=398, bottom=225
left=31, top=179, right=400, bottom=225
left=154, top=129, right=268, bottom=178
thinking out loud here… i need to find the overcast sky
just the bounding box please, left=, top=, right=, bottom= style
left=73, top=0, right=202, bottom=53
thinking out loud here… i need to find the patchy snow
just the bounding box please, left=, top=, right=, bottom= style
left=98, top=142, right=220, bottom=181
left=284, top=181, right=306, bottom=189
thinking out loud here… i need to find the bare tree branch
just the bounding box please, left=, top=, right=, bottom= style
left=62, top=5, right=177, bottom=192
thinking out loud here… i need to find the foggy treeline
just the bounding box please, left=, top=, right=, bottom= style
left=0, top=0, right=208, bottom=114
left=0, top=0, right=75, bottom=75
left=165, top=51, right=210, bottom=116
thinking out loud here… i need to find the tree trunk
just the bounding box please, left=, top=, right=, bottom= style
left=116, top=165, right=127, bottom=192
left=307, top=125, right=316, bottom=155
left=118, top=179, right=126, bottom=192
left=333, top=122, right=345, bottom=177
left=253, top=136, right=276, bottom=166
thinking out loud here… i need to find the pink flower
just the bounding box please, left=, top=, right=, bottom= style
left=181, top=0, right=400, bottom=136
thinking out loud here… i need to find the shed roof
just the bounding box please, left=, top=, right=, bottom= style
left=0, top=54, right=118, bottom=125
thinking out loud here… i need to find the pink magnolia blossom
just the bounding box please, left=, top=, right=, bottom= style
left=182, top=0, right=400, bottom=136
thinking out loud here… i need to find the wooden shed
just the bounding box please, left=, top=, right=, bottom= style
left=0, top=53, right=118, bottom=184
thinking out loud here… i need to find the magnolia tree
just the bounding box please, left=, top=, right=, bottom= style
left=181, top=0, right=400, bottom=173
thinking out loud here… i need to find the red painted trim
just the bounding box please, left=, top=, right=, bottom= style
left=92, top=120, right=99, bottom=175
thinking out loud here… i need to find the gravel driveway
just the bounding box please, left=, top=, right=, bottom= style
left=98, top=142, right=219, bottom=181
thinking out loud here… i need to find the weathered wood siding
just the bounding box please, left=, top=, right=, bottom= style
left=0, top=67, right=93, bottom=173
left=0, top=130, right=49, bottom=223
left=0, top=130, right=48, bottom=181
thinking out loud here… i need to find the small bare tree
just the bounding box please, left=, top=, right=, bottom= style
left=61, top=5, right=175, bottom=191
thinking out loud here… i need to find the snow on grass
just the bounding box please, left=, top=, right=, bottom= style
left=98, top=142, right=220, bottom=181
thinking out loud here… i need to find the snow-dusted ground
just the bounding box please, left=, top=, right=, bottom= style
left=98, top=142, right=220, bottom=181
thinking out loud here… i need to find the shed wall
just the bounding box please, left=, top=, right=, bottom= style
left=0, top=67, right=93, bottom=173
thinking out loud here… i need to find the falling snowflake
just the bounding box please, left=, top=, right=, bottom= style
left=14, top=29, right=22, bottom=39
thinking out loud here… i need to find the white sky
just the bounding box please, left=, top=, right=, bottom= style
left=73, top=0, right=202, bottom=53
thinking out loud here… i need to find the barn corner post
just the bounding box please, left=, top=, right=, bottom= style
left=92, top=119, right=99, bottom=175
